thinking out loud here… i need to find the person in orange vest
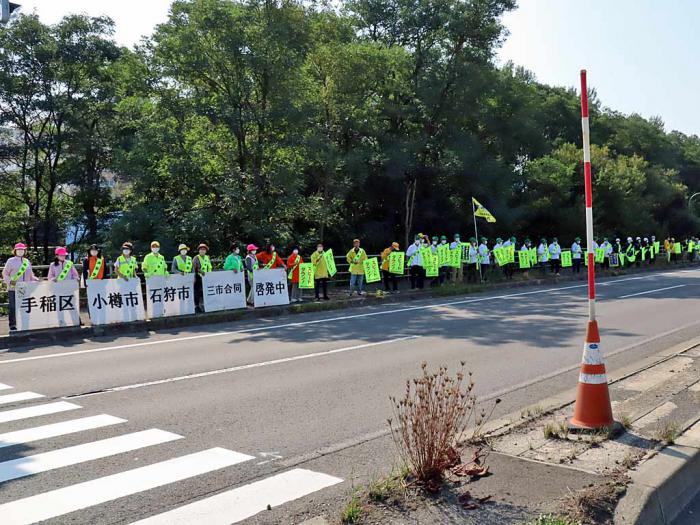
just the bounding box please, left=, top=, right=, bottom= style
left=286, top=246, right=303, bottom=303
left=82, top=244, right=109, bottom=283
left=256, top=243, right=286, bottom=270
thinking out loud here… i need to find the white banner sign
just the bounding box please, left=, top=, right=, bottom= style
left=146, top=273, right=195, bottom=318
left=202, top=271, right=246, bottom=312
left=252, top=268, right=289, bottom=308
left=14, top=280, right=80, bottom=331
left=87, top=278, right=146, bottom=325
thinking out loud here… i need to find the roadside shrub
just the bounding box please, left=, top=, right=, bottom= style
left=387, top=361, right=498, bottom=490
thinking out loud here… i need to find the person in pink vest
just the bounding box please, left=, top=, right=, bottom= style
left=47, top=247, right=79, bottom=282
left=2, top=243, right=39, bottom=331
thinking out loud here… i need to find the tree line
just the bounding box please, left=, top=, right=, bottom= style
left=1, top=0, right=699, bottom=262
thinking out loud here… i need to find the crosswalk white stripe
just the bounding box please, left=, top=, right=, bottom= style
left=0, top=447, right=254, bottom=525
left=0, top=392, right=44, bottom=405
left=0, top=428, right=182, bottom=483
left=0, top=383, right=12, bottom=391
left=131, top=468, right=343, bottom=525
left=0, top=414, right=126, bottom=449
left=0, top=401, right=81, bottom=424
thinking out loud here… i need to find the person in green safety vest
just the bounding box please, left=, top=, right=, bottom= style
left=142, top=241, right=168, bottom=278
left=48, top=247, right=79, bottom=282
left=193, top=243, right=212, bottom=313
left=115, top=242, right=138, bottom=280
left=223, top=242, right=244, bottom=273
left=172, top=244, right=193, bottom=275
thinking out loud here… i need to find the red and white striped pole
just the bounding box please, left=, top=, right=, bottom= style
left=569, top=70, right=615, bottom=430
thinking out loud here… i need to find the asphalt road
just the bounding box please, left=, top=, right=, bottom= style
left=0, top=267, right=699, bottom=524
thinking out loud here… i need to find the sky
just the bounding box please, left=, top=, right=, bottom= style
left=12, top=0, right=700, bottom=136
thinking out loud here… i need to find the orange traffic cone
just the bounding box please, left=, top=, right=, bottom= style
left=569, top=320, right=615, bottom=429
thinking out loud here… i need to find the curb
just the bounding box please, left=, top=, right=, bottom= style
left=614, top=420, right=700, bottom=525
left=2, top=261, right=697, bottom=348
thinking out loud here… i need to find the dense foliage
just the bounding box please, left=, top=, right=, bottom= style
left=1, top=0, right=699, bottom=261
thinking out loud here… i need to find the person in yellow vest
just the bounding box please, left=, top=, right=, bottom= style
left=310, top=242, right=330, bottom=301
left=380, top=242, right=400, bottom=293
left=193, top=243, right=212, bottom=312
left=346, top=238, right=367, bottom=296
left=115, top=242, right=138, bottom=280
left=142, top=241, right=168, bottom=278
left=172, top=244, right=193, bottom=275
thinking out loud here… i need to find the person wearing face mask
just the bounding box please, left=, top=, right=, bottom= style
left=172, top=244, right=193, bottom=274
left=192, top=243, right=212, bottom=313
left=115, top=242, right=138, bottom=280
left=380, top=242, right=400, bottom=293
left=223, top=243, right=243, bottom=272
left=346, top=238, right=368, bottom=296
left=310, top=242, right=330, bottom=301
left=48, top=247, right=79, bottom=282
left=450, top=233, right=463, bottom=282
left=256, top=243, right=286, bottom=270
left=82, top=244, right=109, bottom=284
left=142, top=241, right=168, bottom=278
left=286, top=246, right=304, bottom=303
left=2, top=243, right=39, bottom=331
left=405, top=235, right=424, bottom=290
left=245, top=244, right=260, bottom=305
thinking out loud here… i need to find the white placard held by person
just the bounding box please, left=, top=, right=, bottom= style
left=202, top=271, right=246, bottom=312
left=87, top=278, right=146, bottom=326
left=145, top=273, right=195, bottom=318
left=14, top=280, right=80, bottom=331
left=252, top=268, right=290, bottom=308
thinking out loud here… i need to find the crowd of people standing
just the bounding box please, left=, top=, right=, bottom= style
left=3, top=232, right=699, bottom=331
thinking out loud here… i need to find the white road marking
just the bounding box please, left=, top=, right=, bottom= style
left=0, top=428, right=182, bottom=483
left=3, top=269, right=695, bottom=364
left=131, top=468, right=343, bottom=525
left=0, top=401, right=81, bottom=424
left=0, top=414, right=126, bottom=449
left=0, top=447, right=254, bottom=525
left=65, top=336, right=419, bottom=397
left=0, top=392, right=44, bottom=405
left=618, top=284, right=687, bottom=299
left=0, top=383, right=12, bottom=391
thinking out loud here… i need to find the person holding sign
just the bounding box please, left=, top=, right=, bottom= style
left=82, top=244, right=109, bottom=283
left=48, top=247, right=79, bottom=282
left=115, top=242, right=138, bottom=280
left=142, top=241, right=169, bottom=278
left=245, top=244, right=259, bottom=305
left=311, top=243, right=330, bottom=301
left=223, top=243, right=244, bottom=272
left=346, top=238, right=368, bottom=296
left=466, top=237, right=479, bottom=283
left=571, top=237, right=583, bottom=274
left=172, top=244, right=193, bottom=275
left=287, top=246, right=304, bottom=303
left=257, top=243, right=286, bottom=270
left=406, top=235, right=425, bottom=290
left=548, top=237, right=562, bottom=275
left=193, top=243, right=213, bottom=313
left=2, top=242, right=39, bottom=331
left=380, top=242, right=400, bottom=293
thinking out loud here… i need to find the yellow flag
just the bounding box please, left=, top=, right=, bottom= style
left=472, top=197, right=496, bottom=223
